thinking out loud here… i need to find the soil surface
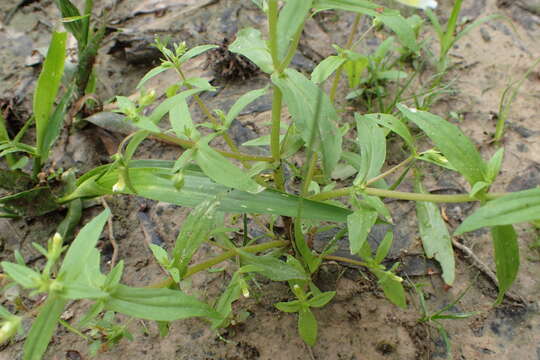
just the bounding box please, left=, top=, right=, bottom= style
left=1, top=0, right=540, bottom=359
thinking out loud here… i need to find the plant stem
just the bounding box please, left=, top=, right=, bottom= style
left=270, top=86, right=286, bottom=191
left=152, top=133, right=273, bottom=162
left=175, top=68, right=247, bottom=166
left=310, top=186, right=506, bottom=203
left=330, top=14, right=361, bottom=103
left=322, top=254, right=369, bottom=268
left=149, top=240, right=288, bottom=288
left=268, top=0, right=280, bottom=68
left=365, top=156, right=415, bottom=186
left=301, top=153, right=318, bottom=196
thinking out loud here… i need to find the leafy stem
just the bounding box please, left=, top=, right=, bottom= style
left=153, top=132, right=273, bottom=162
left=149, top=240, right=288, bottom=289
left=330, top=14, right=361, bottom=103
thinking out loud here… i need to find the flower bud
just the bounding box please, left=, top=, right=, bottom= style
left=172, top=172, right=185, bottom=190
left=0, top=317, right=21, bottom=344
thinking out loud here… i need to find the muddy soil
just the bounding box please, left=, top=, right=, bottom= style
left=1, top=0, right=540, bottom=359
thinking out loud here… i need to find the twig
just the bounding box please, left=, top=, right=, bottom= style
left=452, top=238, right=525, bottom=304
left=306, top=343, right=316, bottom=360
left=101, top=198, right=118, bottom=270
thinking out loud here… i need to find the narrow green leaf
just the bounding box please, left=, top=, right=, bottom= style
left=34, top=32, right=67, bottom=159
left=239, top=251, right=309, bottom=281
left=298, top=308, right=317, bottom=346
left=277, top=0, right=313, bottom=61
left=455, top=188, right=540, bottom=235
left=374, top=231, right=393, bottom=264
left=367, top=113, right=415, bottom=151
left=149, top=89, right=203, bottom=124
left=275, top=300, right=302, bottom=313
left=487, top=148, right=504, bottom=183
left=311, top=56, right=346, bottom=84
left=415, top=181, right=455, bottom=285
left=272, top=68, right=342, bottom=175
left=194, top=142, right=264, bottom=194
left=136, top=64, right=173, bottom=89
left=172, top=200, right=219, bottom=277
left=398, top=104, right=487, bottom=185
left=54, top=0, right=83, bottom=42
left=314, top=0, right=418, bottom=51
left=376, top=13, right=418, bottom=52
left=106, top=285, right=219, bottom=321
left=23, top=297, right=67, bottom=360
left=61, top=282, right=109, bottom=300
left=308, top=291, right=335, bottom=308
left=343, top=56, right=368, bottom=88
left=169, top=97, right=195, bottom=138
left=225, top=87, right=267, bottom=127
left=60, top=209, right=110, bottom=282
left=1, top=262, right=40, bottom=289
left=64, top=160, right=352, bottom=222
left=229, top=28, right=273, bottom=73
left=354, top=113, right=386, bottom=184
left=347, top=210, right=378, bottom=256
left=179, top=44, right=218, bottom=63
left=372, top=269, right=406, bottom=308
left=183, top=77, right=216, bottom=91
left=491, top=225, right=519, bottom=305
left=212, top=271, right=244, bottom=327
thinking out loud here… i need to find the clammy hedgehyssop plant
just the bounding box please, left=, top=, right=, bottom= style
left=1, top=0, right=540, bottom=358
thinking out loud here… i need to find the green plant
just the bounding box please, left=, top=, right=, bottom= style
left=2, top=0, right=540, bottom=357
left=54, top=0, right=106, bottom=96
left=414, top=281, right=477, bottom=359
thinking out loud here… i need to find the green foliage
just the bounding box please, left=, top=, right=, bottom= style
left=2, top=0, right=537, bottom=356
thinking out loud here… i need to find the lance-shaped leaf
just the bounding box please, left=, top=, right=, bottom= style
left=398, top=104, right=487, bottom=186
left=34, top=32, right=67, bottom=160
left=23, top=297, right=67, bottom=360
left=277, top=0, right=313, bottom=61
left=455, top=188, right=540, bottom=235
left=173, top=200, right=219, bottom=277
left=225, top=87, right=267, bottom=128
left=347, top=210, right=378, bottom=256
left=311, top=56, right=346, bottom=84
left=239, top=251, right=308, bottom=281
left=229, top=28, right=273, bottom=73
left=194, top=142, right=264, bottom=194
left=366, top=113, right=415, bottom=152
left=314, top=0, right=418, bottom=51
left=60, top=209, right=110, bottom=282
left=415, top=181, right=455, bottom=285
left=105, top=285, right=219, bottom=321
left=179, top=44, right=218, bottom=63
left=491, top=225, right=520, bottom=305
left=63, top=160, right=351, bottom=222
left=354, top=113, right=386, bottom=184
left=272, top=69, right=342, bottom=175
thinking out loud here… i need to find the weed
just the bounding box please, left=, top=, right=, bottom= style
left=1, top=0, right=539, bottom=358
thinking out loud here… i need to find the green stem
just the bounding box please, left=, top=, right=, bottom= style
left=301, top=153, right=318, bottom=196
left=323, top=254, right=369, bottom=268
left=310, top=186, right=505, bottom=203
left=330, top=14, right=361, bottom=103
left=268, top=0, right=280, bottom=69
left=176, top=68, right=246, bottom=166
left=365, top=156, right=415, bottom=187
left=149, top=240, right=288, bottom=288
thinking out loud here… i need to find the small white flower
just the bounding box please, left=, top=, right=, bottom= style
left=395, top=0, right=437, bottom=10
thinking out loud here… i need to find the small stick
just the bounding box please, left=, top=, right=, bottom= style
left=101, top=198, right=118, bottom=270
left=452, top=238, right=525, bottom=304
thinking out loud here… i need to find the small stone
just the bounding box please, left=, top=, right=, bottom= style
left=480, top=27, right=492, bottom=42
